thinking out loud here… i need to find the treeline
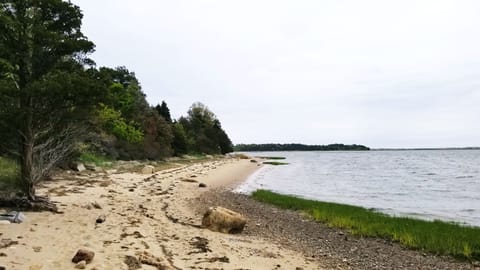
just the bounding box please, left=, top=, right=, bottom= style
left=81, top=66, right=233, bottom=160
left=235, top=143, right=370, bottom=151
left=0, top=0, right=232, bottom=200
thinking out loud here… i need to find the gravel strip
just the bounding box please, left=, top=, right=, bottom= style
left=194, top=189, right=478, bottom=270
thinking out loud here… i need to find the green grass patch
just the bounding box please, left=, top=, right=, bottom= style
left=78, top=152, right=113, bottom=167
left=0, top=156, right=20, bottom=190
left=252, top=190, right=480, bottom=260
left=256, top=156, right=286, bottom=160
left=263, top=161, right=289, bottom=165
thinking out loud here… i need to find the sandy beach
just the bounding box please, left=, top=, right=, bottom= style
left=0, top=157, right=320, bottom=269
left=1, top=157, right=477, bottom=270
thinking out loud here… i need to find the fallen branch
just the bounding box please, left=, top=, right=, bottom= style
left=0, top=196, right=59, bottom=213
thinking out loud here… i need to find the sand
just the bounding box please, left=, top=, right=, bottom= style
left=0, top=158, right=321, bottom=269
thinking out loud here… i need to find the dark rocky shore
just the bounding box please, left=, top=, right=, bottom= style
left=194, top=190, right=479, bottom=270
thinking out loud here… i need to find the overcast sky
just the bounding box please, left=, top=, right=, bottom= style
left=71, top=0, right=480, bottom=148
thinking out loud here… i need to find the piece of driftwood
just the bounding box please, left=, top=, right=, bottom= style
left=0, top=196, right=59, bottom=213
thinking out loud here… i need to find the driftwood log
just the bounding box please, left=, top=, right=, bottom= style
left=0, top=196, right=59, bottom=213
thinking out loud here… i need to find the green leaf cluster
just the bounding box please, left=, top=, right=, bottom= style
left=97, top=104, right=144, bottom=143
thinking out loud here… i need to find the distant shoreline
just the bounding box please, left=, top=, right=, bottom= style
left=234, top=143, right=370, bottom=152
left=235, top=144, right=480, bottom=152
left=372, top=147, right=480, bottom=151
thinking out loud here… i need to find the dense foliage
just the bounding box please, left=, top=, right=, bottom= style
left=0, top=0, right=99, bottom=198
left=235, top=143, right=370, bottom=152
left=0, top=0, right=233, bottom=199
left=178, top=102, right=233, bottom=155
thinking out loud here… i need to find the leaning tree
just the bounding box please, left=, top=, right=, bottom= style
left=0, top=0, right=98, bottom=203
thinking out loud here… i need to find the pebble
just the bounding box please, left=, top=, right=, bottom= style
left=72, top=248, right=95, bottom=264
left=96, top=215, right=106, bottom=224
left=75, top=261, right=86, bottom=269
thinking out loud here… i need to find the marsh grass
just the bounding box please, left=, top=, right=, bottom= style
left=252, top=189, right=480, bottom=260
left=256, top=156, right=286, bottom=160
left=263, top=161, right=289, bottom=165
left=0, top=156, right=20, bottom=190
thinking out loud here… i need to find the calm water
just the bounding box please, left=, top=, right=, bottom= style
left=236, top=150, right=480, bottom=227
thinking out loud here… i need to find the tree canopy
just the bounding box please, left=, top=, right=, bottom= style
left=179, top=102, right=233, bottom=154
left=0, top=0, right=98, bottom=199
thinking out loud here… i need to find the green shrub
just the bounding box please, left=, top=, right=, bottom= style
left=0, top=157, right=19, bottom=190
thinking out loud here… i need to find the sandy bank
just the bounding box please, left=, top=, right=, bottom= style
left=0, top=157, right=320, bottom=269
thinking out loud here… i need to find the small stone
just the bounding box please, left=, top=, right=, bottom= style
left=124, top=255, right=141, bottom=270
left=198, top=183, right=207, bottom=188
left=71, top=162, right=86, bottom=172
left=72, top=248, right=95, bottom=264
left=96, top=215, right=106, bottom=224
left=32, top=246, right=42, bottom=252
left=75, top=261, right=86, bottom=269
left=92, top=202, right=102, bottom=209
left=141, top=165, right=155, bottom=174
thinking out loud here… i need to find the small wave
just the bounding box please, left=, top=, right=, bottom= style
left=455, top=175, right=474, bottom=179
left=430, top=189, right=452, bottom=193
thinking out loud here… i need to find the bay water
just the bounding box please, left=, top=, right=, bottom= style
left=236, top=150, right=480, bottom=227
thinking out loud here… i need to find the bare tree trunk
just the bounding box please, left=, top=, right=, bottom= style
left=20, top=99, right=36, bottom=200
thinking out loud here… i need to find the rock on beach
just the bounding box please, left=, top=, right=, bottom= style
left=141, top=165, right=155, bottom=174
left=72, top=248, right=95, bottom=264
left=202, top=206, right=247, bottom=233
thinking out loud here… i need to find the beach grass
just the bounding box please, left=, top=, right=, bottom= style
left=0, top=156, right=20, bottom=190
left=252, top=189, right=480, bottom=260
left=263, top=161, right=289, bottom=165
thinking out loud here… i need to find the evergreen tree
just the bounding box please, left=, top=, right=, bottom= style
left=171, top=121, right=189, bottom=156
left=180, top=102, right=234, bottom=155
left=155, top=100, right=172, bottom=123
left=0, top=0, right=97, bottom=200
